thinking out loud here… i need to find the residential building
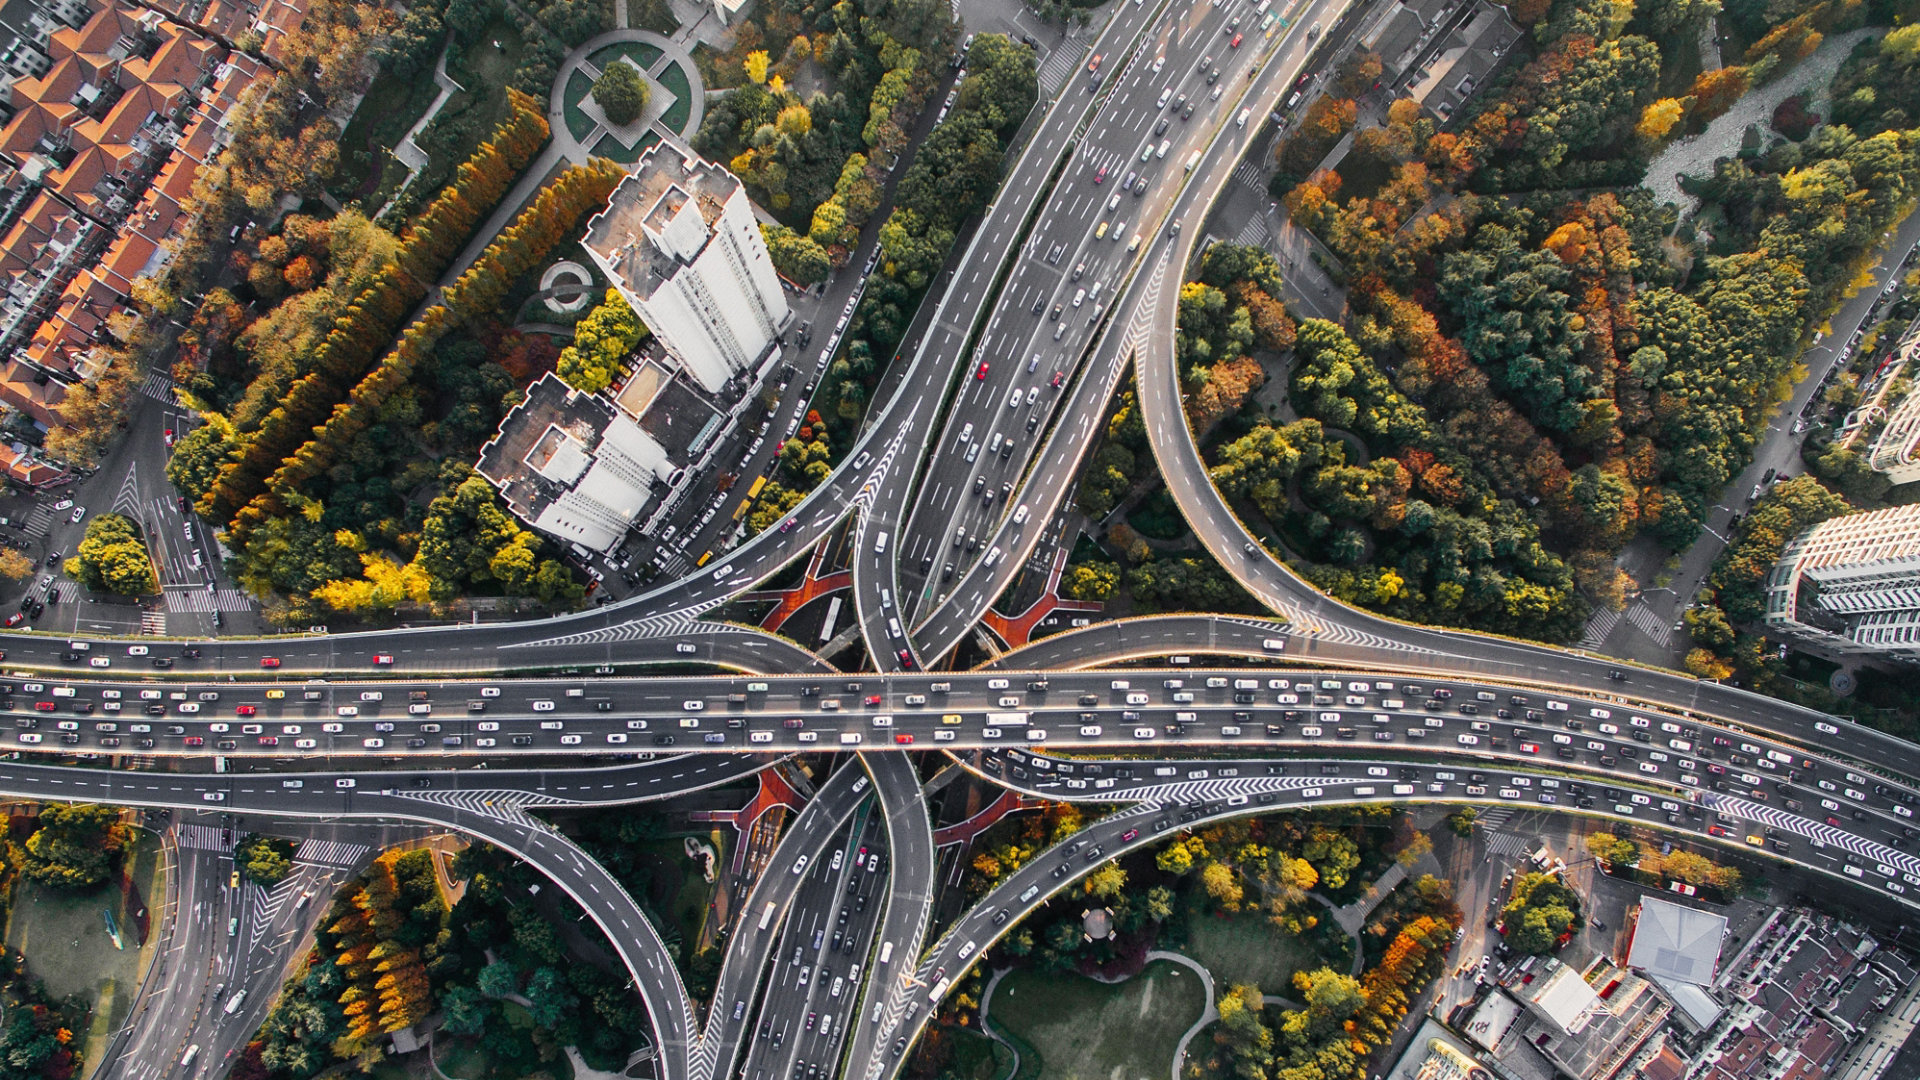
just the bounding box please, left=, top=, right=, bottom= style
left=1862, top=321, right=1920, bottom=484
left=477, top=372, right=686, bottom=554
left=1628, top=898, right=1728, bottom=987
left=1467, top=955, right=1675, bottom=1080
left=1400, top=0, right=1522, bottom=121
left=581, top=147, right=790, bottom=396
left=1764, top=503, right=1920, bottom=659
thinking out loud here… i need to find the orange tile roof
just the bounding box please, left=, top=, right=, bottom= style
left=0, top=358, right=69, bottom=427
left=0, top=444, right=69, bottom=485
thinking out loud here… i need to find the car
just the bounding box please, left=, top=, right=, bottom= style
left=779, top=517, right=798, bottom=533
left=236, top=705, right=256, bottom=716
left=2, top=614, right=19, bottom=628
left=51, top=500, right=71, bottom=512
left=1050, top=370, right=1064, bottom=388
left=1093, top=165, right=1107, bottom=184
left=88, top=657, right=109, bottom=668
left=676, top=643, right=697, bottom=654
left=1121, top=828, right=1138, bottom=842
left=163, top=428, right=175, bottom=447
left=977, top=362, right=990, bottom=380
left=372, top=654, right=394, bottom=666
left=69, top=507, right=85, bottom=524
left=260, top=657, right=281, bottom=668
left=1230, top=33, right=1242, bottom=46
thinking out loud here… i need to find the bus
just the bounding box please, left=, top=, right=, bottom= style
left=984, top=712, right=1029, bottom=729
left=181, top=1046, right=200, bottom=1070
left=746, top=476, right=767, bottom=500
left=695, top=551, right=714, bottom=567
left=224, top=991, right=247, bottom=1015
left=758, top=901, right=777, bottom=930
left=878, top=941, right=894, bottom=964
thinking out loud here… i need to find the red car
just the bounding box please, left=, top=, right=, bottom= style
left=372, top=654, right=394, bottom=666
left=1093, top=165, right=1108, bottom=184
left=1050, top=371, right=1064, bottom=388
left=894, top=733, right=914, bottom=744
left=260, top=657, right=281, bottom=668
left=33, top=701, right=54, bottom=712
left=864, top=695, right=882, bottom=706
left=236, top=705, right=256, bottom=717
left=1230, top=33, right=1242, bottom=47
left=1086, top=53, right=1103, bottom=73
left=897, top=650, right=915, bottom=669
left=3, top=613, right=21, bottom=628
left=976, top=362, right=990, bottom=380
left=1121, top=829, right=1139, bottom=842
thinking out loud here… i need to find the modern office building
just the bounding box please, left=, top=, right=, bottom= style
left=1862, top=321, right=1920, bottom=484
left=1764, top=504, right=1920, bottom=659
left=581, top=148, right=790, bottom=396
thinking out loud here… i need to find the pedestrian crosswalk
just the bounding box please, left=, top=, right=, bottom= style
left=19, top=505, right=51, bottom=539
left=1037, top=45, right=1080, bottom=95
left=1233, top=217, right=1268, bottom=247
left=163, top=588, right=253, bottom=613
left=295, top=838, right=370, bottom=869
left=1579, top=607, right=1620, bottom=649
left=1232, top=161, right=1268, bottom=194
left=138, top=371, right=174, bottom=404
left=1484, top=832, right=1529, bottom=859
left=1474, top=806, right=1516, bottom=833
left=140, top=610, right=167, bottom=635
left=176, top=823, right=228, bottom=851
left=1625, top=603, right=1674, bottom=649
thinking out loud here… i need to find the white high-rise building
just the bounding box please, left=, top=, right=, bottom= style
left=1765, top=503, right=1920, bottom=659
left=582, top=149, right=789, bottom=395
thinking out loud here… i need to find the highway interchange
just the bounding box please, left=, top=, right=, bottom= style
left=12, top=0, right=1920, bottom=1079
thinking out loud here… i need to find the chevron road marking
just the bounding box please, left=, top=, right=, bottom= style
left=1706, top=792, right=1920, bottom=878
left=389, top=788, right=581, bottom=827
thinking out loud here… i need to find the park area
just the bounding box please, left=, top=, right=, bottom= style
left=5, top=829, right=163, bottom=1068
left=988, top=959, right=1206, bottom=1080
left=1180, top=901, right=1319, bottom=994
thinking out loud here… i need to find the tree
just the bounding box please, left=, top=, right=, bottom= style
left=1446, top=808, right=1478, bottom=836
left=66, top=513, right=156, bottom=596
left=1585, top=832, right=1636, bottom=866
left=0, top=549, right=31, bottom=582
left=17, top=803, right=131, bottom=889
left=1396, top=831, right=1432, bottom=867
left=1201, top=861, right=1244, bottom=910
left=1084, top=862, right=1126, bottom=899
left=237, top=834, right=295, bottom=885
left=762, top=223, right=831, bottom=285
left=1502, top=873, right=1580, bottom=955
left=593, top=61, right=651, bottom=125
left=556, top=289, right=647, bottom=393
left=1638, top=97, right=1685, bottom=140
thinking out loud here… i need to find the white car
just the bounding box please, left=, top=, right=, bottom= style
left=683, top=700, right=705, bottom=711
left=532, top=700, right=555, bottom=711
left=560, top=734, right=583, bottom=745
left=127, top=645, right=148, bottom=656
left=51, top=499, right=72, bottom=511
left=676, top=644, right=697, bottom=654
left=362, top=738, right=384, bottom=749
left=323, top=722, right=345, bottom=733
left=336, top=779, right=356, bottom=788
left=70, top=507, right=85, bottom=524
left=88, top=657, right=109, bottom=668
left=294, top=738, right=317, bottom=749
left=606, top=733, right=628, bottom=744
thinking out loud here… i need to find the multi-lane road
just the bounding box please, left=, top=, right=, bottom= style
left=23, top=0, right=1920, bottom=1077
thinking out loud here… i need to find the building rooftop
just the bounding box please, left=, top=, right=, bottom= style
left=1629, top=898, right=1727, bottom=986
left=634, top=364, right=721, bottom=462
left=581, top=150, right=737, bottom=305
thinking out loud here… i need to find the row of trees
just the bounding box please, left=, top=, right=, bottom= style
left=1586, top=832, right=1743, bottom=891
left=198, top=89, right=550, bottom=536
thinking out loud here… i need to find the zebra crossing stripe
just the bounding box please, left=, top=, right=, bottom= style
left=176, top=823, right=226, bottom=851
left=1580, top=607, right=1621, bottom=648
left=1625, top=604, right=1673, bottom=649
left=164, top=589, right=254, bottom=613
left=294, top=839, right=370, bottom=868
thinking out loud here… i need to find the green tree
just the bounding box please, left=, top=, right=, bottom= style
left=66, top=513, right=156, bottom=596
left=556, top=290, right=647, bottom=393
left=761, top=223, right=831, bottom=284
left=17, top=803, right=131, bottom=889
left=237, top=834, right=295, bottom=885
left=1502, top=872, right=1580, bottom=955
left=593, top=61, right=651, bottom=125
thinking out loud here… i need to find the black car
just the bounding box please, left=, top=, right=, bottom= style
left=153, top=657, right=174, bottom=669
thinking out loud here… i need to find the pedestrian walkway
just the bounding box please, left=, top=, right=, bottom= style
left=392, top=47, right=464, bottom=172
left=1036, top=44, right=1080, bottom=95
left=1231, top=160, right=1267, bottom=194
left=1625, top=603, right=1673, bottom=649
left=175, top=823, right=227, bottom=851
left=140, top=609, right=167, bottom=635
left=1474, top=806, right=1516, bottom=833
left=163, top=588, right=253, bottom=613
left=295, top=838, right=371, bottom=869
left=1579, top=606, right=1620, bottom=649
left=1484, top=833, right=1529, bottom=860
left=137, top=371, right=173, bottom=404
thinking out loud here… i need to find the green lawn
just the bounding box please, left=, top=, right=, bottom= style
left=657, top=61, right=694, bottom=134
left=593, top=127, right=662, bottom=164
left=330, top=64, right=446, bottom=204
left=6, top=831, right=162, bottom=1070
left=1181, top=900, right=1316, bottom=996
left=588, top=41, right=665, bottom=72
left=949, top=1025, right=1017, bottom=1080
left=565, top=71, right=598, bottom=141
left=991, top=960, right=1205, bottom=1080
